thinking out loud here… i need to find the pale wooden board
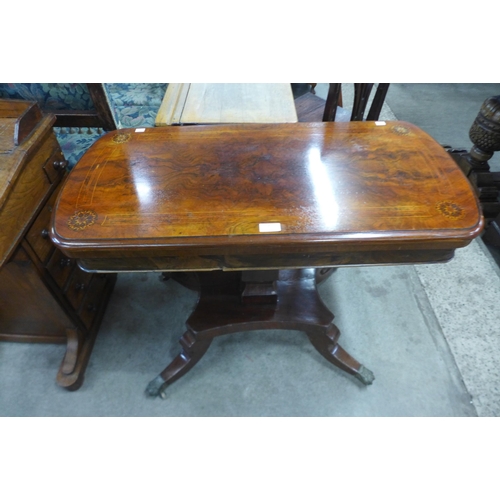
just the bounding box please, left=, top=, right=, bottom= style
left=155, top=83, right=298, bottom=125
left=155, top=83, right=191, bottom=126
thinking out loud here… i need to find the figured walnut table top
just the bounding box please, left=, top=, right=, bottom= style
left=50, top=121, right=483, bottom=272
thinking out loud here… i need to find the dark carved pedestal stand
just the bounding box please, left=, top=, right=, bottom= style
left=447, top=95, right=500, bottom=244
left=146, top=269, right=374, bottom=398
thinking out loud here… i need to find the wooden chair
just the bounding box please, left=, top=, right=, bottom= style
left=0, top=83, right=116, bottom=130
left=60, top=83, right=116, bottom=130
left=294, top=83, right=390, bottom=122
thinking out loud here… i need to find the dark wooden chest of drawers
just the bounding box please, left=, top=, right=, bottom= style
left=0, top=100, right=115, bottom=390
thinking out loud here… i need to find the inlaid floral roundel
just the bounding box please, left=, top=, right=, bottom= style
left=67, top=210, right=98, bottom=231
left=436, top=201, right=465, bottom=219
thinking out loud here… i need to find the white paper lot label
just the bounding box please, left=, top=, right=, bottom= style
left=259, top=223, right=282, bottom=232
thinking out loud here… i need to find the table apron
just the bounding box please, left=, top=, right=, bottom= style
left=75, top=247, right=458, bottom=273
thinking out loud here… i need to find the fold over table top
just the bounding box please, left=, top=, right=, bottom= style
left=50, top=122, right=483, bottom=272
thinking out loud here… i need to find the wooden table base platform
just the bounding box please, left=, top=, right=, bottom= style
left=146, top=269, right=374, bottom=398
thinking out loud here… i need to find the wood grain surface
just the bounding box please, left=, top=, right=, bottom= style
left=51, top=121, right=483, bottom=271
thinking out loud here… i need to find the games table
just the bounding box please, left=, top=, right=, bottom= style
left=50, top=122, right=483, bottom=397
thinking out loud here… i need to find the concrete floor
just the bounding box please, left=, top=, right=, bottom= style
left=1, top=83, right=500, bottom=416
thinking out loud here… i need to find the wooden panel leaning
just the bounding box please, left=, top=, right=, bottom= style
left=0, top=100, right=116, bottom=391
left=155, top=83, right=298, bottom=126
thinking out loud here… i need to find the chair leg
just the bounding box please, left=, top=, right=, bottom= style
left=366, top=84, right=390, bottom=121
left=323, top=84, right=342, bottom=122
left=308, top=83, right=317, bottom=94
left=351, top=84, right=374, bottom=121
left=87, top=83, right=117, bottom=131
left=483, top=214, right=500, bottom=247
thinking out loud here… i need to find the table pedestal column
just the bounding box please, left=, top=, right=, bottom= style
left=146, top=269, right=374, bottom=398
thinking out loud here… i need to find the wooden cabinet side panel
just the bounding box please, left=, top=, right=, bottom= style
left=0, top=246, right=72, bottom=341
left=0, top=136, right=56, bottom=267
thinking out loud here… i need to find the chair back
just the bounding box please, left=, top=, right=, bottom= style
left=322, top=83, right=390, bottom=122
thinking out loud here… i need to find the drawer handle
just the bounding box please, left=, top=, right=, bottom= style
left=53, top=159, right=68, bottom=171
left=75, top=283, right=86, bottom=292
left=60, top=258, right=72, bottom=268
left=41, top=229, right=49, bottom=239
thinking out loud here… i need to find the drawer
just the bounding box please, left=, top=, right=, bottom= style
left=65, top=266, right=93, bottom=310
left=42, top=149, right=67, bottom=184
left=25, top=182, right=63, bottom=263
left=46, top=248, right=75, bottom=289
left=78, top=274, right=109, bottom=330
